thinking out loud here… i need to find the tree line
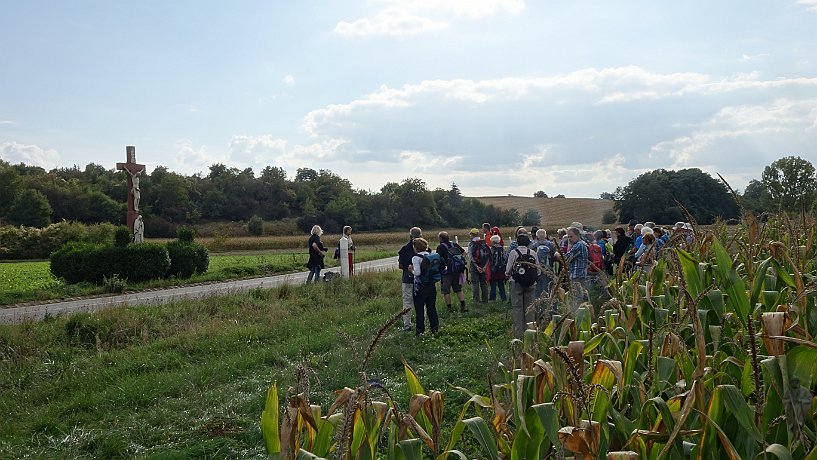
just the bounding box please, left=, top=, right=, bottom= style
left=0, top=161, right=535, bottom=237
left=0, top=155, right=812, bottom=235
left=609, top=156, right=816, bottom=224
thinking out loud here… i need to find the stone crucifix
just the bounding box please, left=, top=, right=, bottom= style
left=116, top=146, right=146, bottom=233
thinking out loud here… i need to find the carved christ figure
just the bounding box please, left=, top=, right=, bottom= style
left=125, top=166, right=144, bottom=212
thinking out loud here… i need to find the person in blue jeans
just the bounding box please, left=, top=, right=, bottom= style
left=410, top=237, right=440, bottom=336
left=306, top=225, right=328, bottom=283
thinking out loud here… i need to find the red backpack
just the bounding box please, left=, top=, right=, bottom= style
left=588, top=243, right=604, bottom=272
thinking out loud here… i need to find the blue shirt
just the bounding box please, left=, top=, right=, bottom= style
left=566, top=240, right=589, bottom=280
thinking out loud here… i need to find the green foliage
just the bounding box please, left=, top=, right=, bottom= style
left=7, top=189, right=52, bottom=228
left=247, top=215, right=264, bottom=236
left=113, top=226, right=131, bottom=247
left=102, top=274, right=127, bottom=293
left=176, top=225, right=197, bottom=243
left=614, top=168, right=739, bottom=224
left=166, top=241, right=209, bottom=278
left=602, top=209, right=617, bottom=224
left=0, top=221, right=114, bottom=260
left=50, top=242, right=170, bottom=284
left=521, top=208, right=541, bottom=226
left=761, top=155, right=817, bottom=212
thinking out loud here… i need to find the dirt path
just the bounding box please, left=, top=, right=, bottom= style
left=0, top=257, right=399, bottom=324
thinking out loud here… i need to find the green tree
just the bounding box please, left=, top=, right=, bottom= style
left=0, top=161, right=22, bottom=217
left=760, top=156, right=816, bottom=212
left=615, top=168, right=739, bottom=224
left=87, top=191, right=125, bottom=224
left=521, top=208, right=541, bottom=226
left=534, top=190, right=548, bottom=198
left=7, top=189, right=52, bottom=227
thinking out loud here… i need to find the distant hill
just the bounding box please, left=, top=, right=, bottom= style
left=475, top=196, right=615, bottom=228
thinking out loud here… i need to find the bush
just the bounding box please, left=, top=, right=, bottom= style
left=51, top=242, right=170, bottom=284
left=248, top=215, right=264, bottom=236
left=166, top=241, right=209, bottom=278
left=0, top=221, right=116, bottom=260
left=114, top=226, right=131, bottom=247
left=118, top=243, right=171, bottom=282
left=50, top=242, right=119, bottom=284
left=602, top=209, right=618, bottom=225
left=176, top=226, right=196, bottom=243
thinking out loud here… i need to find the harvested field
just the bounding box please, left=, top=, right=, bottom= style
left=476, top=196, right=615, bottom=228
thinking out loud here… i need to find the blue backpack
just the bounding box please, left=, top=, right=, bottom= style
left=420, top=253, right=442, bottom=283
left=535, top=241, right=552, bottom=269
left=490, top=246, right=507, bottom=274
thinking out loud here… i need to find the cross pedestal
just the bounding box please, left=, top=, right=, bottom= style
left=116, top=146, right=146, bottom=232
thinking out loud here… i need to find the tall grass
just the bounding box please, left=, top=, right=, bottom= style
left=0, top=271, right=514, bottom=458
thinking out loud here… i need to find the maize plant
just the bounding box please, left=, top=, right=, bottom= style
left=263, top=212, right=817, bottom=459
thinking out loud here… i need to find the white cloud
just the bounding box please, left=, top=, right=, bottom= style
left=334, top=8, right=448, bottom=36
left=385, top=0, right=525, bottom=18
left=282, top=74, right=295, bottom=86
left=0, top=120, right=17, bottom=125
left=741, top=53, right=770, bottom=62
left=295, top=67, right=817, bottom=195
left=173, top=140, right=227, bottom=175
left=0, top=141, right=59, bottom=168
left=334, top=0, right=523, bottom=36
left=799, top=0, right=817, bottom=12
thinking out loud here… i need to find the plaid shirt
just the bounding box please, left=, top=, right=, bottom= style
left=565, top=240, right=588, bottom=280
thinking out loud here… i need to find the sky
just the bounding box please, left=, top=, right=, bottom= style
left=1, top=1, right=816, bottom=198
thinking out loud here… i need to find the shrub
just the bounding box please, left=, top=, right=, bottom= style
left=118, top=243, right=171, bottom=282
left=51, top=242, right=170, bottom=284
left=166, top=241, right=209, bottom=278
left=114, top=226, right=131, bottom=247
left=602, top=209, right=618, bottom=225
left=248, top=215, right=264, bottom=236
left=50, top=242, right=119, bottom=284
left=0, top=221, right=116, bottom=260
left=103, top=274, right=127, bottom=293
left=144, top=216, right=177, bottom=238
left=176, top=226, right=196, bottom=243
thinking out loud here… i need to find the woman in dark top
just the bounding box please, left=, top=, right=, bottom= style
left=612, top=227, right=632, bottom=265
left=306, top=225, right=327, bottom=283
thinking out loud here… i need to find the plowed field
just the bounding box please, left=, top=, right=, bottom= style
left=476, top=196, right=615, bottom=228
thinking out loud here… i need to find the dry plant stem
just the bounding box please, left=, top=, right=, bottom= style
left=747, top=314, right=764, bottom=427
left=645, top=321, right=654, bottom=392
left=362, top=306, right=411, bottom=371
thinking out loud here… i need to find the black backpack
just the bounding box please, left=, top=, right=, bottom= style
left=511, top=248, right=538, bottom=286
left=490, top=246, right=507, bottom=274
left=445, top=242, right=467, bottom=274
left=471, top=239, right=491, bottom=266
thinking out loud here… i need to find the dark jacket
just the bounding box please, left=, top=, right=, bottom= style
left=398, top=239, right=415, bottom=284
left=307, top=233, right=326, bottom=269
left=612, top=235, right=632, bottom=263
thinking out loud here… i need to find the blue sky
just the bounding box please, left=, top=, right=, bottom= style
left=1, top=1, right=816, bottom=198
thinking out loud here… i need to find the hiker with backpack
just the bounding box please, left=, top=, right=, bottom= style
left=533, top=229, right=556, bottom=301
left=436, top=231, right=468, bottom=313
left=505, top=229, right=540, bottom=339
left=397, top=227, right=422, bottom=331
left=467, top=228, right=491, bottom=305
left=488, top=234, right=508, bottom=301
left=409, top=237, right=441, bottom=336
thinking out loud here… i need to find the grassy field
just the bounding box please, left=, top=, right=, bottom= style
left=0, top=271, right=514, bottom=458
left=0, top=248, right=395, bottom=306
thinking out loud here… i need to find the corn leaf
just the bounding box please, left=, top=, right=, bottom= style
left=762, top=443, right=794, bottom=460
left=462, top=417, right=499, bottom=460
left=260, top=382, right=281, bottom=456
left=711, top=238, right=750, bottom=327
left=398, top=438, right=425, bottom=460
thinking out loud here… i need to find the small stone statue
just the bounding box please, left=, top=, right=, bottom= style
left=133, top=215, right=145, bottom=243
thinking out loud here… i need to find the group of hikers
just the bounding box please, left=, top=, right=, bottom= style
left=305, top=220, right=696, bottom=339
left=396, top=220, right=696, bottom=338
